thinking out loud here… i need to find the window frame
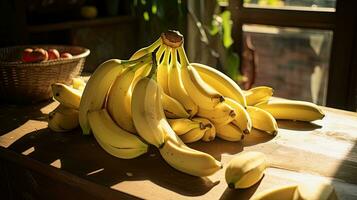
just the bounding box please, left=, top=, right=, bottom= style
left=229, top=0, right=357, bottom=111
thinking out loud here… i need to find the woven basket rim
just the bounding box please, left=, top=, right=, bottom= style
left=0, top=45, right=90, bottom=66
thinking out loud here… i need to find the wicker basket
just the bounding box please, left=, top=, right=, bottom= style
left=0, top=45, right=90, bottom=104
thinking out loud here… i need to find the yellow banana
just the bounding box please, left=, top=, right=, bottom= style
left=192, top=62, right=247, bottom=107
left=51, top=83, right=82, bottom=109
left=71, top=77, right=86, bottom=90
left=48, top=105, right=79, bottom=132
left=251, top=185, right=300, bottom=200
left=132, top=77, right=166, bottom=148
left=244, top=86, right=273, bottom=106
left=157, top=45, right=171, bottom=94
left=179, top=126, right=207, bottom=143
left=225, top=151, right=267, bottom=189
left=247, top=106, right=278, bottom=135
left=162, top=92, right=190, bottom=119
left=177, top=46, right=224, bottom=110
left=79, top=54, right=152, bottom=135
left=297, top=180, right=338, bottom=200
left=256, top=100, right=325, bottom=122
left=168, top=118, right=202, bottom=136
left=129, top=37, right=162, bottom=60
left=216, top=123, right=244, bottom=142
left=107, top=62, right=151, bottom=133
left=167, top=48, right=198, bottom=117
left=192, top=117, right=216, bottom=142
left=87, top=109, right=148, bottom=150
left=197, top=101, right=236, bottom=125
left=224, top=97, right=252, bottom=134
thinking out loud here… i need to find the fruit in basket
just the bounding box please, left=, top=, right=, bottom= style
left=48, top=105, right=79, bottom=132
left=48, top=49, right=60, bottom=60
left=21, top=48, right=48, bottom=63
left=21, top=48, right=34, bottom=62
left=225, top=151, right=267, bottom=189
left=52, top=83, right=82, bottom=110
left=60, top=52, right=73, bottom=59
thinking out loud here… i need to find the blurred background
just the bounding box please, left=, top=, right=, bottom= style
left=1, top=0, right=356, bottom=111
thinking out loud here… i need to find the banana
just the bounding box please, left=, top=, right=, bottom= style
left=167, top=48, right=198, bottom=117
left=51, top=83, right=82, bottom=109
left=129, top=37, right=162, bottom=60
left=177, top=46, right=224, bottom=110
left=157, top=45, right=171, bottom=94
left=247, top=106, right=278, bottom=135
left=71, top=77, right=86, bottom=90
left=160, top=138, right=222, bottom=177
left=225, top=151, right=267, bottom=189
left=162, top=92, right=190, bottom=119
left=87, top=109, right=148, bottom=150
left=179, top=126, right=207, bottom=143
left=244, top=86, right=273, bottom=106
left=224, top=97, right=252, bottom=134
left=256, top=100, right=325, bottom=122
left=107, top=62, right=151, bottom=133
left=192, top=117, right=216, bottom=142
left=132, top=77, right=166, bottom=148
left=216, top=123, right=244, bottom=142
left=197, top=101, right=236, bottom=125
left=79, top=54, right=152, bottom=135
left=168, top=118, right=202, bottom=136
left=251, top=185, right=300, bottom=200
left=192, top=62, right=247, bottom=107
left=297, top=180, right=338, bottom=200
left=94, top=134, right=147, bottom=159
left=48, top=105, right=79, bottom=132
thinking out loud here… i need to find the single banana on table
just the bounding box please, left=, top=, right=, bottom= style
left=256, top=100, right=325, bottom=122
left=192, top=62, right=247, bottom=108
left=168, top=118, right=203, bottom=136
left=225, top=151, right=267, bottom=189
left=162, top=92, right=190, bottom=119
left=247, top=106, right=278, bottom=135
left=177, top=45, right=224, bottom=110
left=51, top=83, right=82, bottom=109
left=88, top=109, right=148, bottom=159
left=106, top=60, right=151, bottom=133
left=192, top=117, right=216, bottom=142
left=79, top=54, right=153, bottom=135
left=224, top=97, right=252, bottom=134
left=197, top=101, right=237, bottom=125
left=244, top=86, right=273, bottom=106
left=48, top=105, right=79, bottom=132
left=216, top=123, right=244, bottom=142
left=167, top=48, right=198, bottom=117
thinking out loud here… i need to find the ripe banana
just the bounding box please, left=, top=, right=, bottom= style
left=192, top=117, right=216, bottom=142
left=192, top=62, right=247, bottom=107
left=107, top=62, right=150, bottom=133
left=256, top=100, right=325, bottom=122
left=251, top=185, right=300, bottom=200
left=157, top=45, right=171, bottom=94
left=162, top=92, right=190, bottom=119
left=178, top=46, right=224, bottom=110
left=168, top=118, right=202, bottom=136
left=129, top=37, right=162, bottom=60
left=224, top=97, right=252, bottom=134
left=216, top=123, right=244, bottom=142
left=247, top=106, right=278, bottom=135
left=225, top=151, right=267, bottom=189
left=48, top=105, right=79, bottom=132
left=167, top=48, right=198, bottom=117
left=51, top=83, right=82, bottom=109
left=179, top=126, right=208, bottom=143
left=132, top=77, right=166, bottom=148
left=87, top=109, right=148, bottom=150
left=197, top=101, right=236, bottom=125
left=79, top=54, right=152, bottom=135
left=244, top=86, right=273, bottom=106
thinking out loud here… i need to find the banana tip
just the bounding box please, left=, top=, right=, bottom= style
left=243, top=129, right=250, bottom=134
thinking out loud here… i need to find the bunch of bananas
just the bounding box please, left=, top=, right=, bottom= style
left=47, top=30, right=326, bottom=178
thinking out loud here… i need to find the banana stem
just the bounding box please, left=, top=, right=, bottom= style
left=162, top=47, right=171, bottom=65
left=122, top=53, right=152, bottom=67
left=156, top=45, right=166, bottom=63
left=177, top=46, right=189, bottom=68
left=161, top=30, right=183, bottom=48
left=148, top=37, right=163, bottom=52
left=170, top=48, right=178, bottom=69
left=148, top=51, right=158, bottom=78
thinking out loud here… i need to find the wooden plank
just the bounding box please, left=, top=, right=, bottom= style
left=0, top=101, right=357, bottom=199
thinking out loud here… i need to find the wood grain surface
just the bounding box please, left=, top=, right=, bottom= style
left=0, top=101, right=357, bottom=199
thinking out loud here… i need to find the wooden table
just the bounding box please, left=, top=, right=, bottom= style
left=1, top=101, right=357, bottom=199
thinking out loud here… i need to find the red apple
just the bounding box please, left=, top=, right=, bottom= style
left=21, top=48, right=34, bottom=62
left=60, top=52, right=73, bottom=59
left=48, top=49, right=60, bottom=60
left=32, top=48, right=48, bottom=62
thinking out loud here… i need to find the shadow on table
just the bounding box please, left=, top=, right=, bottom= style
left=219, top=177, right=262, bottom=200
left=277, top=120, right=322, bottom=131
